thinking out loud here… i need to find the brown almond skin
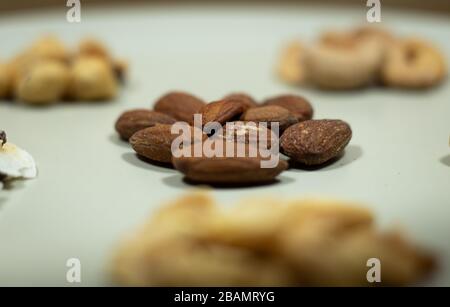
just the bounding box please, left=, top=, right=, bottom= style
left=153, top=91, right=206, bottom=123
left=130, top=124, right=205, bottom=163
left=240, top=105, right=298, bottom=132
left=172, top=143, right=288, bottom=184
left=221, top=121, right=275, bottom=149
left=200, top=98, right=248, bottom=126
left=130, top=124, right=175, bottom=163
left=223, top=93, right=258, bottom=109
left=263, top=95, right=313, bottom=121
left=115, top=109, right=176, bottom=140
left=280, top=119, right=352, bottom=165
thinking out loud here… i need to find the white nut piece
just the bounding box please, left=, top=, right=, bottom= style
left=305, top=36, right=383, bottom=89
left=69, top=56, right=118, bottom=101
left=0, top=61, right=12, bottom=98
left=15, top=60, right=70, bottom=105
left=0, top=141, right=37, bottom=182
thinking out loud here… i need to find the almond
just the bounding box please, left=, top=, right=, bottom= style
left=240, top=105, right=297, bottom=132
left=130, top=124, right=204, bottom=164
left=263, top=95, right=313, bottom=121
left=200, top=98, right=248, bottom=126
left=115, top=109, right=176, bottom=140
left=223, top=93, right=258, bottom=109
left=153, top=91, right=205, bottom=123
left=173, top=143, right=288, bottom=185
left=280, top=119, right=352, bottom=165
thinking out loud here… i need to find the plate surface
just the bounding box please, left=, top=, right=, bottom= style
left=0, top=4, right=449, bottom=286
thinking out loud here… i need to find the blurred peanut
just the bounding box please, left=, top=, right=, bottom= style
left=79, top=39, right=127, bottom=82
left=69, top=56, right=118, bottom=100
left=28, top=36, right=70, bottom=62
left=15, top=59, right=70, bottom=105
left=78, top=38, right=110, bottom=59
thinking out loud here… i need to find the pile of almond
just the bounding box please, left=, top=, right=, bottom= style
left=112, top=193, right=434, bottom=286
left=278, top=26, right=447, bottom=90
left=0, top=36, right=127, bottom=105
left=115, top=91, right=352, bottom=185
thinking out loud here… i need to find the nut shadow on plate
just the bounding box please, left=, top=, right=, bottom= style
left=162, top=174, right=295, bottom=189
left=288, top=144, right=362, bottom=172
left=440, top=154, right=450, bottom=167
left=0, top=178, right=27, bottom=191
left=109, top=133, right=130, bottom=149
left=121, top=152, right=175, bottom=173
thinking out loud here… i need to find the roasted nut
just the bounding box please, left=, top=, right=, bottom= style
left=112, top=193, right=434, bottom=286
left=172, top=142, right=288, bottom=184
left=8, top=36, right=69, bottom=92
left=112, top=193, right=295, bottom=286
left=130, top=124, right=175, bottom=163
left=263, top=94, right=313, bottom=121
left=280, top=119, right=352, bottom=165
left=79, top=39, right=128, bottom=83
left=220, top=121, right=275, bottom=149
left=3, top=35, right=126, bottom=105
left=154, top=91, right=206, bottom=123
left=277, top=40, right=307, bottom=84
left=305, top=36, right=383, bottom=89
left=28, top=35, right=70, bottom=62
left=200, top=99, right=248, bottom=126
left=352, top=26, right=395, bottom=46
left=130, top=124, right=204, bottom=164
left=15, top=59, right=70, bottom=105
left=240, top=105, right=297, bottom=132
left=223, top=93, right=258, bottom=109
left=78, top=38, right=110, bottom=59
left=279, top=202, right=433, bottom=286
left=115, top=109, right=176, bottom=140
left=114, top=234, right=295, bottom=286
left=69, top=56, right=118, bottom=100
left=319, top=27, right=394, bottom=59
left=381, top=38, right=447, bottom=88
left=0, top=62, right=12, bottom=98
left=8, top=53, right=38, bottom=91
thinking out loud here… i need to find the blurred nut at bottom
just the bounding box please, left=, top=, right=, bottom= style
left=112, top=193, right=434, bottom=286
left=69, top=57, right=118, bottom=101
left=15, top=60, right=69, bottom=105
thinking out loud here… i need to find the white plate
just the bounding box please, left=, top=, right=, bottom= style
left=0, top=3, right=449, bottom=286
